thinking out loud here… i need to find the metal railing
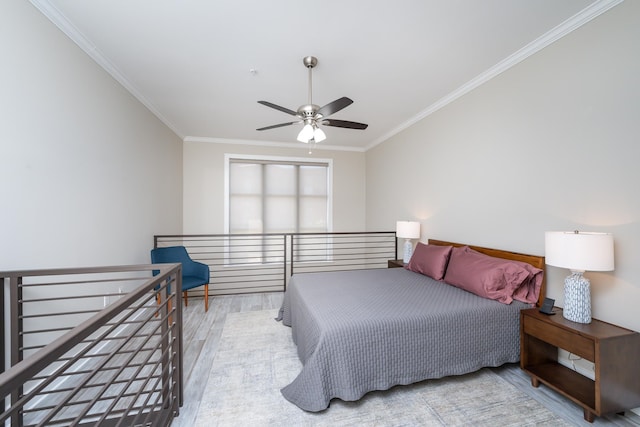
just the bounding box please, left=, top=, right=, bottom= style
left=1, top=264, right=183, bottom=427
left=0, top=232, right=395, bottom=425
left=154, top=231, right=397, bottom=294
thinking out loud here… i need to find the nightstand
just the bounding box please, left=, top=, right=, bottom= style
left=520, top=307, right=640, bottom=422
left=387, top=259, right=405, bottom=268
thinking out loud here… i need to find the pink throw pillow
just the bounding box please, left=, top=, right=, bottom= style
left=405, top=243, right=453, bottom=280
left=443, top=246, right=531, bottom=304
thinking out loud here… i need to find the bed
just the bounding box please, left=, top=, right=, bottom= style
left=276, top=239, right=545, bottom=412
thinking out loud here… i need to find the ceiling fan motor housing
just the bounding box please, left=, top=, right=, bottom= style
left=297, top=104, right=320, bottom=119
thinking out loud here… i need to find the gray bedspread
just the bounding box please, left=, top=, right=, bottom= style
left=276, top=268, right=530, bottom=412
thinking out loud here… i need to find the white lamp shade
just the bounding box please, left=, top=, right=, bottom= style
left=396, top=221, right=420, bottom=239
left=545, top=231, right=614, bottom=272
left=313, top=127, right=326, bottom=142
left=297, top=124, right=314, bottom=142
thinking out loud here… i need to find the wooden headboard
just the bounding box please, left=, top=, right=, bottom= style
left=428, top=239, right=546, bottom=307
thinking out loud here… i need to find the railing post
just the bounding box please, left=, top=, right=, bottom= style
left=176, top=269, right=183, bottom=410
left=290, top=234, right=295, bottom=278
left=1, top=277, right=4, bottom=376
left=10, top=275, right=23, bottom=427
left=160, top=275, right=171, bottom=413
left=395, top=232, right=398, bottom=260
left=283, top=234, right=287, bottom=291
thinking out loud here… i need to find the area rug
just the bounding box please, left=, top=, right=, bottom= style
left=194, top=309, right=571, bottom=426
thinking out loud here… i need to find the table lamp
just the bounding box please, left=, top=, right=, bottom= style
left=396, top=221, right=420, bottom=264
left=544, top=231, right=614, bottom=324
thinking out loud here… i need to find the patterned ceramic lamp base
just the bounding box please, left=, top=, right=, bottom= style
left=563, top=272, right=591, bottom=324
left=403, top=239, right=413, bottom=264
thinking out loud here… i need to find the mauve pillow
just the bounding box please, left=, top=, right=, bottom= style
left=465, top=247, right=544, bottom=304
left=510, top=262, right=543, bottom=304
left=405, top=242, right=453, bottom=280
left=443, top=246, right=531, bottom=304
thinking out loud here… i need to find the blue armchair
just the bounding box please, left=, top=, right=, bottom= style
left=151, top=246, right=210, bottom=312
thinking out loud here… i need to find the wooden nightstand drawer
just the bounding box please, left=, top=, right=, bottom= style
left=523, top=315, right=594, bottom=361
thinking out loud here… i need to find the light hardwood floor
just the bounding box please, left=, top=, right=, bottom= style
left=172, top=293, right=639, bottom=426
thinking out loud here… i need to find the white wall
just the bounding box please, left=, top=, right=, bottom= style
left=0, top=0, right=183, bottom=270
left=183, top=141, right=366, bottom=234
left=366, top=1, right=640, bottom=332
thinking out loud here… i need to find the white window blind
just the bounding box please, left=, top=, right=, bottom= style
left=228, top=158, right=329, bottom=235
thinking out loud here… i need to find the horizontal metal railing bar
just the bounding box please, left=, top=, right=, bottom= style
left=207, top=263, right=284, bottom=269
left=213, top=274, right=280, bottom=283
left=21, top=326, right=90, bottom=336
left=20, top=325, right=161, bottom=350
left=292, top=251, right=393, bottom=257
left=29, top=365, right=161, bottom=387
left=295, top=262, right=388, bottom=268
left=20, top=291, right=134, bottom=303
left=292, top=256, right=389, bottom=261
left=212, top=279, right=279, bottom=285
left=21, top=316, right=162, bottom=336
left=157, top=231, right=392, bottom=238
left=293, top=239, right=395, bottom=245
left=210, top=266, right=282, bottom=277
left=295, top=248, right=391, bottom=253
left=22, top=385, right=161, bottom=412
left=294, top=257, right=390, bottom=263
left=27, top=344, right=163, bottom=374
left=209, top=287, right=281, bottom=293
left=24, top=374, right=163, bottom=401
left=19, top=305, right=157, bottom=320
left=18, top=276, right=148, bottom=288
left=0, top=264, right=164, bottom=277
left=18, top=292, right=161, bottom=321
left=27, top=391, right=167, bottom=427
left=294, top=267, right=385, bottom=273
left=208, top=285, right=282, bottom=293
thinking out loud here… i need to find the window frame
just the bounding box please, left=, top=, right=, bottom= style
left=224, top=154, right=333, bottom=235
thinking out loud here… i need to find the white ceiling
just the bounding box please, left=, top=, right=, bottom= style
left=31, top=0, right=616, bottom=151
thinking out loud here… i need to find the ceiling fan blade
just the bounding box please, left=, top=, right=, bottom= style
left=317, top=97, right=353, bottom=118
left=257, top=101, right=298, bottom=116
left=256, top=121, right=298, bottom=131
left=322, top=119, right=368, bottom=130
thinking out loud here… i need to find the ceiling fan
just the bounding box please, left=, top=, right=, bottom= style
left=256, top=56, right=368, bottom=143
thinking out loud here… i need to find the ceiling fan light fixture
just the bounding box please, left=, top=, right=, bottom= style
left=313, top=126, right=326, bottom=142
left=297, top=123, right=314, bottom=142
left=257, top=56, right=368, bottom=143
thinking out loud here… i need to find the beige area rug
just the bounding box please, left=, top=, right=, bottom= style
left=194, top=309, right=572, bottom=427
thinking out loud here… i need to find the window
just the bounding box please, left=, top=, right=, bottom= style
left=225, top=155, right=332, bottom=235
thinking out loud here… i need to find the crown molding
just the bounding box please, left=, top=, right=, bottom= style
left=183, top=136, right=366, bottom=153
left=365, top=0, right=624, bottom=151
left=29, top=0, right=185, bottom=139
